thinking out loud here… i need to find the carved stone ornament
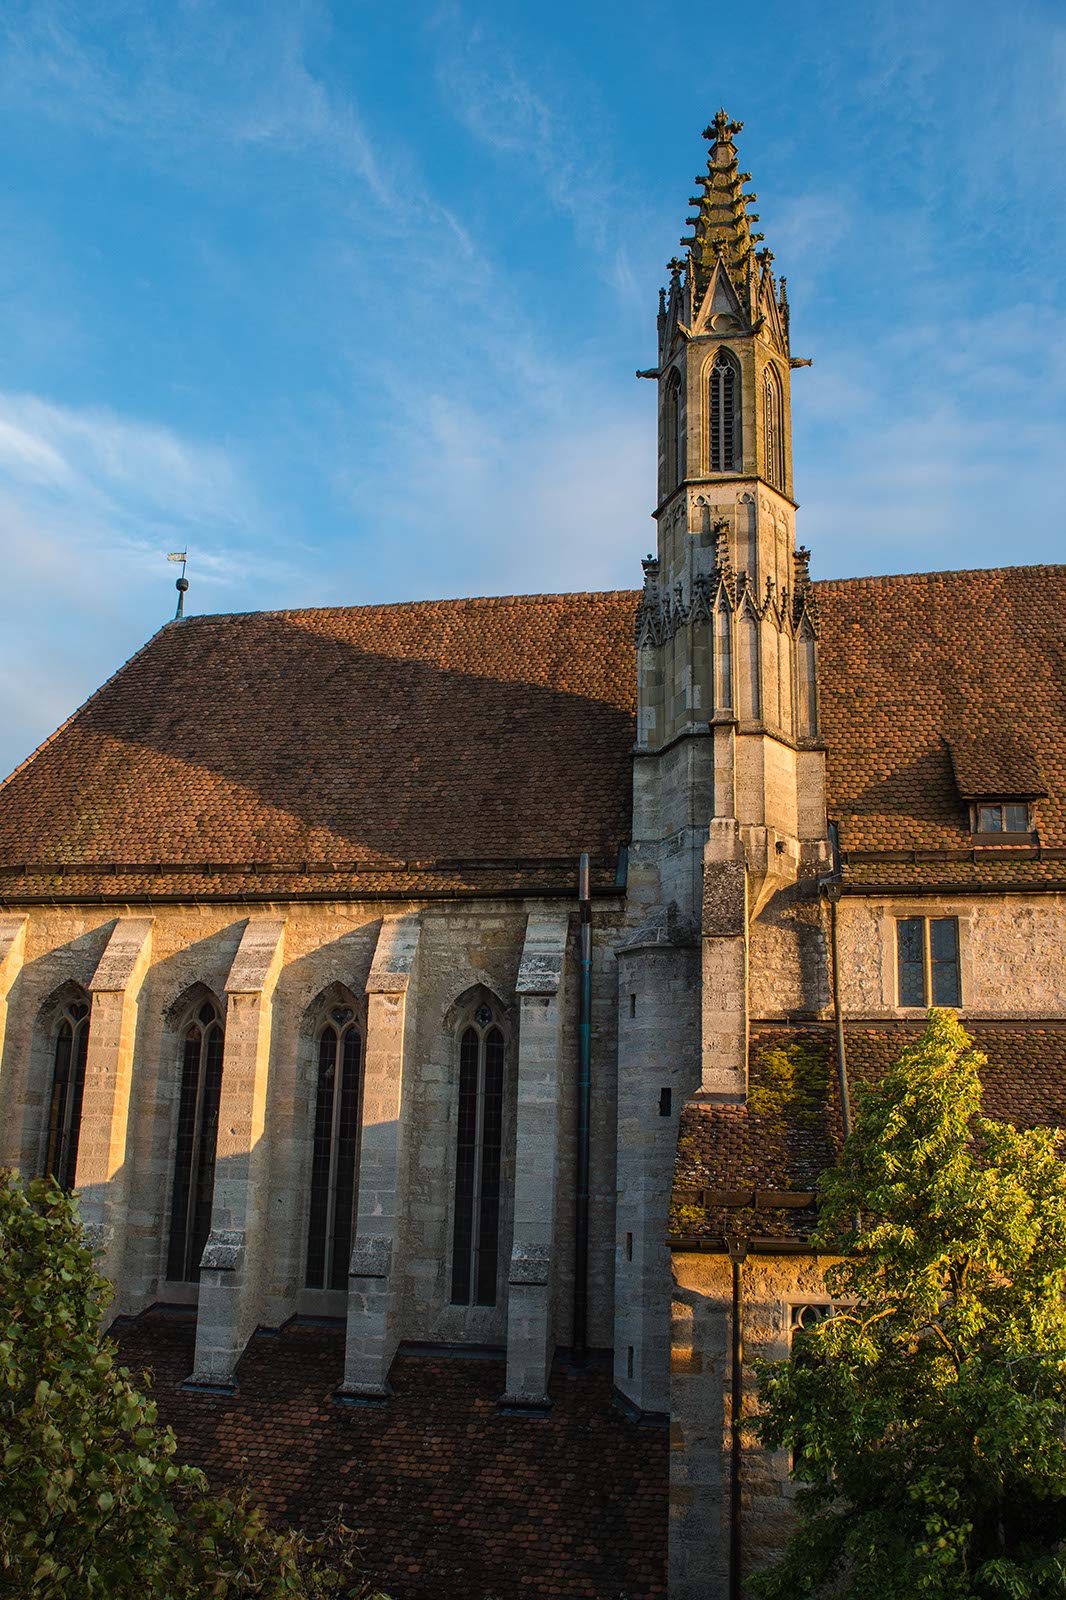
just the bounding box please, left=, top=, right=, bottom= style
left=508, top=1242, right=551, bottom=1286
left=349, top=1235, right=392, bottom=1280
left=199, top=1229, right=244, bottom=1273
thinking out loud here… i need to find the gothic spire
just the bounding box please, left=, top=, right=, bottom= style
left=681, top=110, right=764, bottom=318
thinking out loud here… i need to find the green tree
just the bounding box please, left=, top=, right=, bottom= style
left=0, top=1170, right=389, bottom=1599
left=752, top=1011, right=1066, bottom=1600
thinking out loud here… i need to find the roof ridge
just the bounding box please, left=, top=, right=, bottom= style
left=0, top=624, right=175, bottom=795
left=173, top=590, right=642, bottom=624
left=815, top=562, right=1066, bottom=591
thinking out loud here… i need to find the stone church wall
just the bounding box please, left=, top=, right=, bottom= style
left=0, top=893, right=632, bottom=1370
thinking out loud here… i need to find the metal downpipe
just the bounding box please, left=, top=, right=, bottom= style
left=573, top=852, right=593, bottom=1362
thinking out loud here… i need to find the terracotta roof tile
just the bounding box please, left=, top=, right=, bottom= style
left=114, top=1315, right=667, bottom=1600
left=0, top=594, right=638, bottom=895
left=815, top=565, right=1066, bottom=887
left=672, top=1022, right=1066, bottom=1244
left=4, top=562, right=1066, bottom=901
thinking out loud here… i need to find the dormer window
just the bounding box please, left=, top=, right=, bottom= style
left=975, top=802, right=1031, bottom=835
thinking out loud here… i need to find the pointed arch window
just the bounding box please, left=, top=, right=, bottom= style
left=709, top=350, right=739, bottom=472
left=166, top=998, right=225, bottom=1283
left=664, top=368, right=684, bottom=490
left=305, top=1006, right=364, bottom=1291
left=764, top=368, right=784, bottom=490
left=451, top=1004, right=506, bottom=1307
left=45, top=994, right=91, bottom=1190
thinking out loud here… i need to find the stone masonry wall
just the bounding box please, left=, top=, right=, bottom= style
left=669, top=1249, right=836, bottom=1600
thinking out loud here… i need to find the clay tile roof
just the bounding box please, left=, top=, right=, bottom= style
left=671, top=1022, right=1066, bottom=1245
left=0, top=594, right=639, bottom=896
left=945, top=731, right=1046, bottom=800
left=815, top=565, right=1066, bottom=885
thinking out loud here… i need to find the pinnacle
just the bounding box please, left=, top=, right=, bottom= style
left=673, top=112, right=766, bottom=318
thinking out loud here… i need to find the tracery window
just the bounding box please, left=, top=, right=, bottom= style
left=305, top=1005, right=364, bottom=1291
left=45, top=993, right=91, bottom=1190
left=451, top=1004, right=506, bottom=1307
left=664, top=368, right=684, bottom=490
left=709, top=349, right=739, bottom=472
left=764, top=367, right=784, bottom=489
left=166, top=998, right=225, bottom=1283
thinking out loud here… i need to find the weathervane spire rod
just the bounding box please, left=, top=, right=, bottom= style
left=167, top=549, right=189, bottom=619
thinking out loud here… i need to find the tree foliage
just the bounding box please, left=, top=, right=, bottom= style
left=752, top=1011, right=1066, bottom=1600
left=0, top=1170, right=389, bottom=1599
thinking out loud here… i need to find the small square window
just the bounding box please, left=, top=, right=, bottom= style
left=896, top=916, right=961, bottom=1008
left=976, top=802, right=1030, bottom=835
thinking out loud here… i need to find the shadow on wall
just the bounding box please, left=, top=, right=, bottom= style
left=0, top=608, right=638, bottom=867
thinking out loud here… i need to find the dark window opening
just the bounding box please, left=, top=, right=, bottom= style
left=45, top=996, right=91, bottom=1190
left=896, top=917, right=961, bottom=1008
left=659, top=1086, right=672, bottom=1117
left=664, top=369, right=684, bottom=490
left=709, top=351, right=738, bottom=472
left=789, top=1303, right=832, bottom=1473
left=166, top=1000, right=225, bottom=1283
left=451, top=1017, right=506, bottom=1307
left=764, top=369, right=784, bottom=489
left=306, top=1007, right=364, bottom=1291
left=629, top=993, right=637, bottom=1019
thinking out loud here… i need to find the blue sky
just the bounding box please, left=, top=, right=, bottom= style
left=1, top=0, right=1064, bottom=777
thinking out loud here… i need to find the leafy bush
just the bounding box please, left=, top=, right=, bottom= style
left=752, top=1011, right=1066, bottom=1599
left=0, top=1170, right=389, bottom=1599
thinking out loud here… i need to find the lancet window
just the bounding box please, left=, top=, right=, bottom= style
left=708, top=350, right=739, bottom=472
left=45, top=992, right=91, bottom=1190
left=764, top=367, right=784, bottom=489
left=451, top=1003, right=506, bottom=1307
left=305, top=1005, right=364, bottom=1292
left=166, top=998, right=225, bottom=1283
left=664, top=368, right=684, bottom=490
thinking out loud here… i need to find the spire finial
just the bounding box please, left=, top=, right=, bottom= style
left=702, top=108, right=743, bottom=145
left=167, top=549, right=189, bottom=620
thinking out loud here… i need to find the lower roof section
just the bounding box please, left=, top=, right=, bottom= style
left=115, top=1312, right=667, bottom=1600
left=671, top=1019, right=1066, bottom=1247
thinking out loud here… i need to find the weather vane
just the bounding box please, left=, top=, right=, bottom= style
left=167, top=549, right=189, bottom=618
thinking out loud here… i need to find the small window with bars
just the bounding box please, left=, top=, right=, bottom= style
left=45, top=994, right=91, bottom=1190
left=451, top=1004, right=506, bottom=1307
left=975, top=802, right=1030, bottom=835
left=709, top=350, right=739, bottom=472
left=896, top=917, right=961, bottom=1008
left=166, top=998, right=225, bottom=1283
left=305, top=1006, right=364, bottom=1291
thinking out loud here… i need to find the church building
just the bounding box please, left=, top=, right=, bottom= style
left=1, top=112, right=1064, bottom=1599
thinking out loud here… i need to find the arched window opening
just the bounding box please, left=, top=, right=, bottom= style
left=166, top=998, right=225, bottom=1283
left=45, top=994, right=90, bottom=1190
left=709, top=351, right=739, bottom=472
left=305, top=1005, right=364, bottom=1291
left=451, top=1004, right=506, bottom=1307
left=764, top=369, right=784, bottom=490
left=664, top=369, right=684, bottom=490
